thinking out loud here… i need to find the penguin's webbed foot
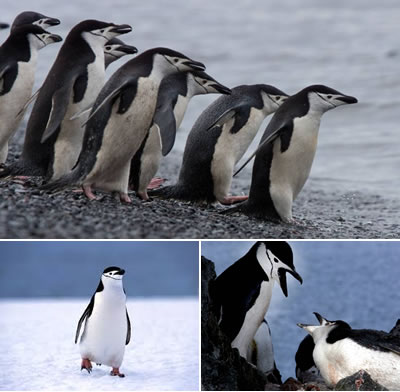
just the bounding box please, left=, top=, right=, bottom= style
left=110, top=368, right=125, bottom=377
left=96, top=363, right=101, bottom=366
left=119, top=192, right=132, bottom=203
left=82, top=185, right=97, bottom=201
left=137, top=190, right=150, bottom=201
left=147, top=177, right=165, bottom=190
left=81, top=358, right=92, bottom=373
left=220, top=195, right=249, bottom=205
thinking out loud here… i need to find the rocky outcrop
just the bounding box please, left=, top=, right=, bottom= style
left=334, top=370, right=388, bottom=391
left=201, top=256, right=270, bottom=391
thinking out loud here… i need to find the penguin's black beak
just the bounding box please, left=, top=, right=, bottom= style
left=212, top=83, right=232, bottom=95
left=116, top=269, right=125, bottom=276
left=336, top=95, right=358, bottom=104
left=50, top=34, right=63, bottom=43
left=44, top=17, right=61, bottom=27
left=0, top=23, right=9, bottom=29
left=111, top=24, right=132, bottom=35
left=313, top=312, right=329, bottom=325
left=183, top=60, right=206, bottom=71
left=119, top=44, right=138, bottom=55
left=278, top=268, right=303, bottom=297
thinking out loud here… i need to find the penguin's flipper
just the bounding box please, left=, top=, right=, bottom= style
left=41, top=84, right=73, bottom=143
left=206, top=107, right=237, bottom=131
left=16, top=88, right=40, bottom=118
left=69, top=105, right=92, bottom=120
left=75, top=295, right=95, bottom=344
left=153, top=103, right=177, bottom=156
left=126, top=308, right=131, bottom=345
left=233, top=121, right=291, bottom=177
left=378, top=342, right=400, bottom=356
left=0, top=63, right=17, bottom=95
left=83, top=82, right=130, bottom=127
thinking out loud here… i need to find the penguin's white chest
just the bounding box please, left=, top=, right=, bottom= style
left=79, top=289, right=127, bottom=368
left=247, top=320, right=275, bottom=372
left=173, top=94, right=190, bottom=129
left=52, top=54, right=106, bottom=179
left=313, top=338, right=400, bottom=390
left=231, top=281, right=272, bottom=358
left=211, top=108, right=265, bottom=200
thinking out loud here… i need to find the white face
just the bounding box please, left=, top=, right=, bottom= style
left=33, top=18, right=54, bottom=29
left=302, top=322, right=337, bottom=344
left=83, top=26, right=125, bottom=47
left=163, top=54, right=195, bottom=73
left=104, top=44, right=124, bottom=58
left=102, top=270, right=124, bottom=280
left=308, top=91, right=353, bottom=113
left=256, top=243, right=293, bottom=282
left=261, top=90, right=287, bottom=113
left=192, top=75, right=220, bottom=94
left=29, top=32, right=59, bottom=50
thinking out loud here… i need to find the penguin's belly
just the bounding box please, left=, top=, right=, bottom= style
left=0, top=59, right=36, bottom=157
left=52, top=61, right=105, bottom=180
left=314, top=338, right=400, bottom=390
left=211, top=108, right=264, bottom=200
left=80, top=295, right=127, bottom=367
left=231, top=281, right=272, bottom=358
left=86, top=78, right=158, bottom=191
left=247, top=320, right=275, bottom=372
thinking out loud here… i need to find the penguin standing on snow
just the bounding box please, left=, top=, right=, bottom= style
left=42, top=47, right=206, bottom=203
left=210, top=241, right=302, bottom=359
left=228, top=85, right=358, bottom=222
left=248, top=319, right=282, bottom=384
left=1, top=20, right=132, bottom=180
left=150, top=84, right=288, bottom=204
left=0, top=24, right=62, bottom=163
left=129, top=70, right=231, bottom=200
left=297, top=312, right=400, bottom=390
left=75, top=266, right=131, bottom=377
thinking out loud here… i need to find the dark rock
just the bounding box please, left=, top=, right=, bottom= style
left=389, top=319, right=400, bottom=336
left=201, top=256, right=270, bottom=391
left=334, top=370, right=388, bottom=391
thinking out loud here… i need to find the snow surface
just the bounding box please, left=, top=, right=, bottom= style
left=0, top=298, right=199, bottom=391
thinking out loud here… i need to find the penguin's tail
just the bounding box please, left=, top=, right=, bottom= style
left=40, top=170, right=82, bottom=193
left=219, top=201, right=247, bottom=215
left=0, top=161, right=44, bottom=178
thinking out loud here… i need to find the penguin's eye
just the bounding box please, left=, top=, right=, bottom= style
left=105, top=46, right=112, bottom=50
left=174, top=58, right=179, bottom=63
left=327, top=95, right=332, bottom=99
left=100, top=29, right=105, bottom=33
left=276, top=96, right=281, bottom=101
left=203, top=80, right=207, bottom=84
left=274, top=258, right=279, bottom=263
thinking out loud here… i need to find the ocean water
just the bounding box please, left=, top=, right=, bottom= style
left=201, top=241, right=400, bottom=382
left=2, top=0, right=399, bottom=198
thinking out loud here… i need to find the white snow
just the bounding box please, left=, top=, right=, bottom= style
left=0, top=298, right=199, bottom=391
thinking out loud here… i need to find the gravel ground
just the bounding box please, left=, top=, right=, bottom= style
left=1, top=143, right=399, bottom=239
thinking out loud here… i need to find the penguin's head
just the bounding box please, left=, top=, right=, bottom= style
left=151, top=47, right=206, bottom=75
left=77, top=20, right=132, bottom=47
left=104, top=38, right=138, bottom=67
left=189, top=71, right=231, bottom=95
left=101, top=266, right=126, bottom=285
left=11, top=11, right=60, bottom=31
left=304, top=85, right=358, bottom=113
left=297, top=312, right=351, bottom=344
left=259, top=85, right=289, bottom=112
left=256, top=241, right=303, bottom=297
left=17, top=24, right=62, bottom=49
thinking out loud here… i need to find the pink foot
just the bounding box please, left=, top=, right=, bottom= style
left=81, top=358, right=92, bottom=373
left=110, top=367, right=125, bottom=377
left=147, top=177, right=165, bottom=190
left=137, top=190, right=149, bottom=201
left=82, top=185, right=97, bottom=201
left=119, top=193, right=132, bottom=203
left=72, top=188, right=83, bottom=193
left=220, top=195, right=249, bottom=205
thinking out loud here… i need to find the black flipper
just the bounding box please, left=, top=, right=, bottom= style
left=126, top=309, right=131, bottom=345
left=153, top=102, right=177, bottom=156
left=0, top=63, right=17, bottom=95
left=75, top=295, right=95, bottom=344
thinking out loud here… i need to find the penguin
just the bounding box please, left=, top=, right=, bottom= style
left=42, top=47, right=206, bottom=203
left=75, top=266, right=131, bottom=377
left=11, top=11, right=60, bottom=31
left=1, top=20, right=132, bottom=180
left=129, top=70, right=231, bottom=200
left=0, top=24, right=62, bottom=163
left=226, top=85, right=358, bottom=222
left=295, top=334, right=321, bottom=383
left=150, top=84, right=288, bottom=204
left=104, top=37, right=137, bottom=68
left=247, top=319, right=282, bottom=384
left=209, top=241, right=302, bottom=359
left=297, top=312, right=400, bottom=390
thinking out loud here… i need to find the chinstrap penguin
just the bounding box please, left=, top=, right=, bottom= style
left=226, top=85, right=358, bottom=222
left=295, top=334, right=322, bottom=383
left=75, top=266, right=131, bottom=377
left=150, top=84, right=288, bottom=204
left=210, top=241, right=302, bottom=359
left=0, top=24, right=62, bottom=163
left=104, top=37, right=138, bottom=68
left=248, top=319, right=282, bottom=384
left=11, top=11, right=60, bottom=31
left=1, top=20, right=132, bottom=180
left=297, top=312, right=400, bottom=390
left=129, top=69, right=231, bottom=200
left=42, top=47, right=206, bottom=203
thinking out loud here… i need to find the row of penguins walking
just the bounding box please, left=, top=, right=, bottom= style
left=210, top=241, right=400, bottom=390
left=0, top=11, right=358, bottom=222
